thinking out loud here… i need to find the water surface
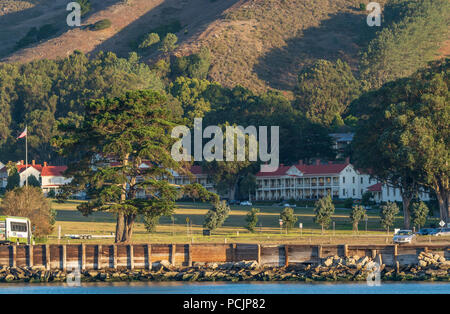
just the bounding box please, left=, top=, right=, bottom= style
left=0, top=282, right=448, bottom=294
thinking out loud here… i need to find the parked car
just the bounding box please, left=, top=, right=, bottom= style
left=434, top=228, right=450, bottom=236
left=228, top=200, right=240, bottom=205
left=240, top=201, right=252, bottom=206
left=416, top=228, right=438, bottom=236
left=393, top=230, right=415, bottom=244
left=282, top=203, right=297, bottom=208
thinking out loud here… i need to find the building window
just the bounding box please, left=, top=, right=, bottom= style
left=361, top=177, right=363, bottom=184
left=343, top=177, right=345, bottom=184
left=353, top=188, right=355, bottom=196
left=342, top=189, right=346, bottom=196
left=352, top=177, right=355, bottom=184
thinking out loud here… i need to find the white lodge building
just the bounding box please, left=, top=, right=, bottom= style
left=255, top=159, right=383, bottom=201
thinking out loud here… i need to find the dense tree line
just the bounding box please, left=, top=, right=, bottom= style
left=352, top=58, right=449, bottom=226
left=360, top=0, right=450, bottom=88
left=0, top=51, right=163, bottom=162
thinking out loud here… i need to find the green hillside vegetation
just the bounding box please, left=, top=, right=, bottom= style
left=360, top=0, right=450, bottom=88
left=0, top=51, right=163, bottom=162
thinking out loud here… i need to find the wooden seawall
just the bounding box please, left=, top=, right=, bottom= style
left=0, top=243, right=448, bottom=270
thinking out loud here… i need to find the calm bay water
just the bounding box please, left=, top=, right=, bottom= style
left=0, top=282, right=448, bottom=294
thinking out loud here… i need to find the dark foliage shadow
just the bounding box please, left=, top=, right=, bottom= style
left=253, top=11, right=367, bottom=91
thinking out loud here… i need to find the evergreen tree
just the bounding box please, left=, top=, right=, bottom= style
left=349, top=205, right=367, bottom=233
left=203, top=200, right=230, bottom=231
left=53, top=90, right=184, bottom=243
left=411, top=201, right=429, bottom=230
left=380, top=202, right=399, bottom=234
left=314, top=195, right=335, bottom=234
left=245, top=208, right=260, bottom=233
left=280, top=207, right=298, bottom=232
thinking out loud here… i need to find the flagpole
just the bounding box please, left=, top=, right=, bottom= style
left=25, top=124, right=28, bottom=187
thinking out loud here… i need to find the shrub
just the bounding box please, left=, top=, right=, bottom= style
left=138, top=32, right=160, bottom=49
left=203, top=200, right=230, bottom=231
left=280, top=207, right=298, bottom=231
left=359, top=3, right=366, bottom=11
left=171, top=47, right=211, bottom=79
left=343, top=198, right=353, bottom=209
left=143, top=215, right=160, bottom=233
left=0, top=186, right=55, bottom=237
left=245, top=208, right=260, bottom=232
left=90, top=19, right=112, bottom=31
left=159, top=33, right=178, bottom=53
left=76, top=0, right=91, bottom=16
left=47, top=189, right=56, bottom=198
left=6, top=171, right=20, bottom=191
left=27, top=174, right=41, bottom=187
left=15, top=24, right=58, bottom=50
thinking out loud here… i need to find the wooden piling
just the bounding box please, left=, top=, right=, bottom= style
left=97, top=245, right=102, bottom=270
left=146, top=244, right=152, bottom=270
left=113, top=245, right=117, bottom=269
left=171, top=244, right=176, bottom=266
left=81, top=244, right=86, bottom=270
left=28, top=245, right=33, bottom=267
left=187, top=244, right=192, bottom=267
left=62, top=245, right=67, bottom=271
left=45, top=244, right=50, bottom=270
left=129, top=244, right=134, bottom=270
left=11, top=245, right=16, bottom=268
left=257, top=244, right=261, bottom=264
left=284, top=245, right=289, bottom=267
left=371, top=249, right=377, bottom=259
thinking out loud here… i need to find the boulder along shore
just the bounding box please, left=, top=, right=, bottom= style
left=0, top=252, right=448, bottom=283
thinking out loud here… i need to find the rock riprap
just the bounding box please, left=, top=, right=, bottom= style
left=0, top=254, right=448, bottom=283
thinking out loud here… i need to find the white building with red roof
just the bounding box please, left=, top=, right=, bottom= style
left=255, top=158, right=365, bottom=201
left=0, top=160, right=72, bottom=196
left=40, top=164, right=70, bottom=195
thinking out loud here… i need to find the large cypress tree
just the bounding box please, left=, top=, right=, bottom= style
left=53, top=90, right=186, bottom=242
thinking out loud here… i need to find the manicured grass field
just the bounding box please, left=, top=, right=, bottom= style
left=48, top=200, right=447, bottom=245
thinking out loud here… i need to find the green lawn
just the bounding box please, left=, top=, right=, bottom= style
left=47, top=200, right=446, bottom=245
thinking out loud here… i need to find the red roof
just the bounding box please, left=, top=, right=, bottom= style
left=256, top=162, right=349, bottom=177
left=296, top=163, right=348, bottom=175
left=190, top=165, right=209, bottom=175
left=41, top=166, right=67, bottom=177
left=367, top=183, right=382, bottom=192
left=17, top=164, right=43, bottom=173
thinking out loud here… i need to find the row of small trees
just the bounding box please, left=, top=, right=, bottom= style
left=241, top=195, right=431, bottom=234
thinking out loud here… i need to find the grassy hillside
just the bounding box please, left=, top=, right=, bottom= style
left=182, top=0, right=378, bottom=93
left=0, top=0, right=447, bottom=94
left=0, top=0, right=382, bottom=92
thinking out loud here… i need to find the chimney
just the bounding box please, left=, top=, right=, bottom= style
left=345, top=157, right=350, bottom=164
left=32, top=160, right=35, bottom=166
left=44, top=161, right=47, bottom=167
left=315, top=159, right=320, bottom=166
